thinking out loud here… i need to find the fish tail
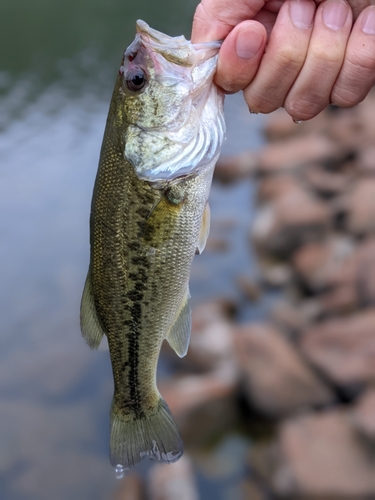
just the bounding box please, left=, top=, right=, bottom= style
left=109, top=397, right=183, bottom=469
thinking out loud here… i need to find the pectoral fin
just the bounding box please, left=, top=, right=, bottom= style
left=166, top=291, right=191, bottom=358
left=196, top=201, right=210, bottom=255
left=80, top=272, right=105, bottom=349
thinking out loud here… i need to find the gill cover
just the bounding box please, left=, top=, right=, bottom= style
left=121, top=20, right=225, bottom=182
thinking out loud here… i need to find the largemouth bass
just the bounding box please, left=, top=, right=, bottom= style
left=80, top=20, right=225, bottom=469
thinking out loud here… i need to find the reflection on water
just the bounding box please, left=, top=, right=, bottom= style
left=0, top=2, right=265, bottom=499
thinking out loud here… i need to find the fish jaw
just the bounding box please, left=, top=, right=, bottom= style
left=119, top=20, right=225, bottom=183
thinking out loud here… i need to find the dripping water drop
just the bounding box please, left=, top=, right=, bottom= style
left=115, top=464, right=125, bottom=480
left=293, top=118, right=302, bottom=124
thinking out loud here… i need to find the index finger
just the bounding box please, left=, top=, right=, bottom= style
left=191, top=0, right=267, bottom=42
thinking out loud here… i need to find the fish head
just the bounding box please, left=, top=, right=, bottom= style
left=118, top=20, right=225, bottom=182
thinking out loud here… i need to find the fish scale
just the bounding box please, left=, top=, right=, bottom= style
left=80, top=20, right=225, bottom=469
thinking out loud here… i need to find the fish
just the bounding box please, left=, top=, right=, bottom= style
left=80, top=19, right=225, bottom=469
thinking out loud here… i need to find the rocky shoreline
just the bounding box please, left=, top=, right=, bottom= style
left=114, top=93, right=375, bottom=499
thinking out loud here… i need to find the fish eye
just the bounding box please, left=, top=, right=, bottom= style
left=125, top=68, right=147, bottom=92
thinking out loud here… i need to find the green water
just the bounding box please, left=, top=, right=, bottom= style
left=0, top=0, right=195, bottom=80
left=0, top=2, right=266, bottom=499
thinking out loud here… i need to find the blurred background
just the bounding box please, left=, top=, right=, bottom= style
left=2, top=0, right=375, bottom=499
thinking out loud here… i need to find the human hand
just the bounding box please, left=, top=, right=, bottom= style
left=192, top=0, right=375, bottom=120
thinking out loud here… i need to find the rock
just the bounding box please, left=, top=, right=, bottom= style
left=214, top=151, right=259, bottom=183
left=351, top=388, right=375, bottom=439
left=112, top=474, right=144, bottom=500
left=240, top=479, right=267, bottom=500
left=301, top=309, right=375, bottom=386
left=251, top=184, right=331, bottom=257
left=326, top=237, right=375, bottom=306
left=236, top=274, right=262, bottom=301
left=263, top=108, right=307, bottom=140
left=317, top=284, right=359, bottom=316
left=186, top=299, right=236, bottom=372
left=232, top=323, right=334, bottom=417
left=271, top=301, right=311, bottom=335
left=256, top=175, right=300, bottom=204
left=257, top=259, right=293, bottom=288
left=257, top=134, right=341, bottom=174
left=304, top=163, right=353, bottom=197
left=273, top=410, right=375, bottom=497
left=344, top=179, right=375, bottom=236
left=292, top=236, right=355, bottom=292
left=358, top=145, right=375, bottom=174
left=325, top=106, right=364, bottom=150
left=147, top=455, right=198, bottom=500
left=159, top=364, right=238, bottom=445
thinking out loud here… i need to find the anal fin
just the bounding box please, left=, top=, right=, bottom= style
left=80, top=272, right=105, bottom=349
left=196, top=201, right=210, bottom=255
left=166, top=291, right=191, bottom=358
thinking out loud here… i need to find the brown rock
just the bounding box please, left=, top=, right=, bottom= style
left=301, top=309, right=375, bottom=386
left=257, top=259, right=293, bottom=288
left=257, top=134, right=340, bottom=174
left=240, top=479, right=267, bottom=500
left=252, top=184, right=331, bottom=257
left=292, top=237, right=355, bottom=292
left=352, top=388, right=375, bottom=439
left=147, top=455, right=198, bottom=500
left=160, top=365, right=237, bottom=418
left=344, top=179, right=375, bottom=236
left=232, top=323, right=334, bottom=417
left=326, top=237, right=375, bottom=307
left=256, top=175, right=300, bottom=203
left=317, top=284, right=359, bottom=315
left=273, top=411, right=375, bottom=497
left=304, top=163, right=353, bottom=196
left=186, top=299, right=236, bottom=371
left=159, top=364, right=238, bottom=444
left=271, top=301, right=310, bottom=335
left=263, top=108, right=307, bottom=141
left=325, top=106, right=364, bottom=150
left=214, top=151, right=258, bottom=183
left=358, top=145, right=375, bottom=174
left=112, top=474, right=144, bottom=500
left=236, top=274, right=262, bottom=301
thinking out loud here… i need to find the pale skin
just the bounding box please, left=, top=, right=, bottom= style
left=192, top=0, right=375, bottom=120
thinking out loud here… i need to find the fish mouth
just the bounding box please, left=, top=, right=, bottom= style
left=135, top=20, right=222, bottom=68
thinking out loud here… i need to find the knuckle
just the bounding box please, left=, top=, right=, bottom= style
left=309, top=46, right=344, bottom=68
left=274, top=46, right=306, bottom=72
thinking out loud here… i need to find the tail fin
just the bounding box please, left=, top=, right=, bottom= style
left=110, top=398, right=183, bottom=469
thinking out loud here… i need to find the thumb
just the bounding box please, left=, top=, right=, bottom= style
left=192, top=0, right=267, bottom=42
left=215, top=21, right=267, bottom=93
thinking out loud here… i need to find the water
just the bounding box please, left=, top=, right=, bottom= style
left=1, top=2, right=266, bottom=499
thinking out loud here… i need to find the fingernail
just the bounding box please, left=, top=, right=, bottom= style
left=236, top=29, right=264, bottom=59
left=361, top=6, right=375, bottom=35
left=289, top=0, right=315, bottom=29
left=322, top=0, right=349, bottom=31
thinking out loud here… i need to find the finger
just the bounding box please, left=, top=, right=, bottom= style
left=331, top=5, right=375, bottom=106
left=315, top=0, right=372, bottom=20
left=242, top=0, right=316, bottom=114
left=284, top=0, right=352, bottom=120
left=191, top=0, right=266, bottom=43
left=215, top=21, right=267, bottom=93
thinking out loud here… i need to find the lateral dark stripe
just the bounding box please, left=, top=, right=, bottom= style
left=126, top=252, right=149, bottom=418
